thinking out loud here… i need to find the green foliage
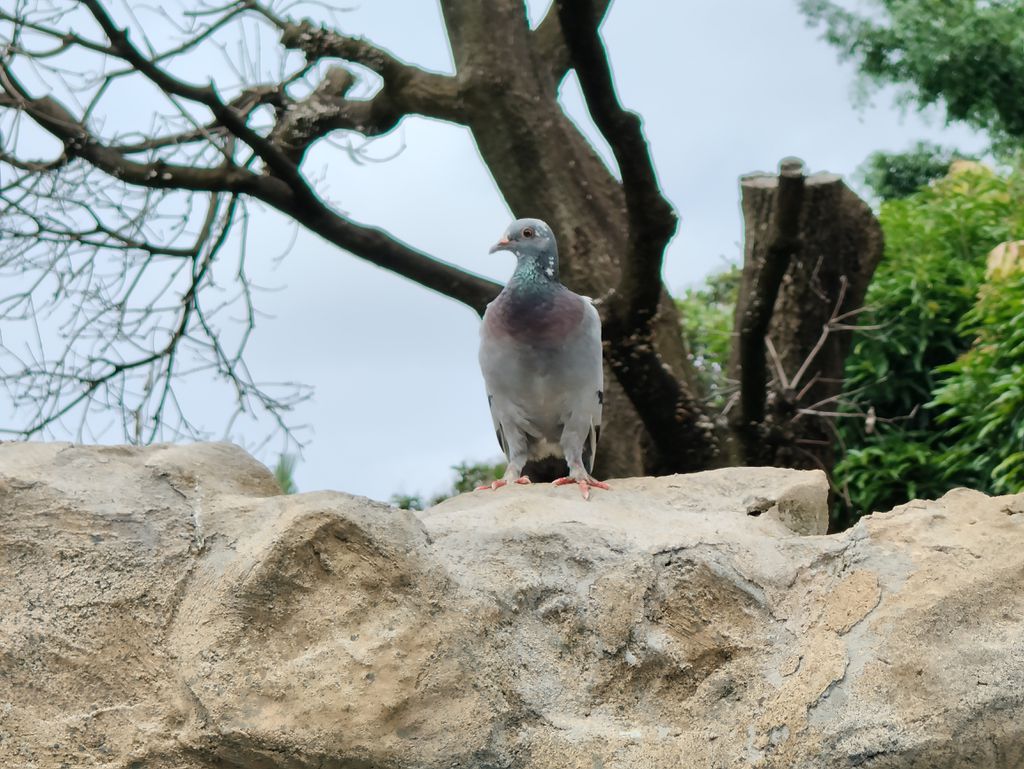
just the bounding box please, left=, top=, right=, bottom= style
left=390, top=492, right=427, bottom=511
left=837, top=431, right=948, bottom=514
left=274, top=454, right=298, bottom=494
left=676, top=265, right=740, bottom=405
left=804, top=0, right=1024, bottom=518
left=858, top=142, right=972, bottom=202
left=390, top=459, right=506, bottom=510
left=448, top=460, right=507, bottom=494
left=801, top=0, right=1024, bottom=147
left=931, top=271, right=1024, bottom=495
left=839, top=165, right=1006, bottom=420
left=835, top=163, right=1024, bottom=523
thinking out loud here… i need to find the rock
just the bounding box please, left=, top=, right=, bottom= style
left=1, top=443, right=1022, bottom=768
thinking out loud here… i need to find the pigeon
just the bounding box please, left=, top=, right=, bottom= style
left=477, top=218, right=610, bottom=500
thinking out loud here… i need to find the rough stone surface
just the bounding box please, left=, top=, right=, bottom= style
left=1, top=442, right=1022, bottom=768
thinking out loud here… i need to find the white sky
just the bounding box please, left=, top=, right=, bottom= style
left=0, top=1, right=987, bottom=502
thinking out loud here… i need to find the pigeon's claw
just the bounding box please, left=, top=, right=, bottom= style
left=475, top=476, right=531, bottom=491
left=552, top=476, right=610, bottom=500
left=475, top=479, right=508, bottom=491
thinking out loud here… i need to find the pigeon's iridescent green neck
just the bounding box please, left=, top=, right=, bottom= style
left=509, top=250, right=560, bottom=290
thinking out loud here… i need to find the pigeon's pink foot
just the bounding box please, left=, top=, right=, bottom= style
left=475, top=476, right=531, bottom=491
left=552, top=476, right=610, bottom=500
left=475, top=479, right=508, bottom=491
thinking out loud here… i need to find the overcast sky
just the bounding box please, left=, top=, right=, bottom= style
left=2, top=1, right=987, bottom=502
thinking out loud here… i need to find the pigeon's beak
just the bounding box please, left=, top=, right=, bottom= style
left=489, top=237, right=511, bottom=254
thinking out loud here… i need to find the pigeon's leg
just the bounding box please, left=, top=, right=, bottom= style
left=476, top=424, right=531, bottom=491
left=554, top=418, right=610, bottom=500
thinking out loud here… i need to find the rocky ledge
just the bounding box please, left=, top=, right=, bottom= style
left=1, top=442, right=1022, bottom=768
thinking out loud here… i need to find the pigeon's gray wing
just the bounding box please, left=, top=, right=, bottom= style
left=560, top=296, right=603, bottom=474
left=582, top=390, right=602, bottom=473
left=479, top=298, right=511, bottom=458
left=478, top=296, right=542, bottom=477
left=486, top=393, right=509, bottom=458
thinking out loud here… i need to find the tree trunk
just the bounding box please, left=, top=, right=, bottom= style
left=439, top=0, right=704, bottom=479
left=728, top=162, right=884, bottom=473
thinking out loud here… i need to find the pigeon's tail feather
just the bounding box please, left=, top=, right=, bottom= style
left=583, top=424, right=600, bottom=474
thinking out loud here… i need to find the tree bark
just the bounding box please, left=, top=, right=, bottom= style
left=729, top=162, right=884, bottom=472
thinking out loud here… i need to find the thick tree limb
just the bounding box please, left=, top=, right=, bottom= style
left=532, top=0, right=613, bottom=88
left=276, top=18, right=419, bottom=80
left=555, top=0, right=714, bottom=472
left=729, top=163, right=883, bottom=471
left=274, top=19, right=464, bottom=126
left=270, top=67, right=409, bottom=162
left=556, top=0, right=677, bottom=317
left=737, top=157, right=805, bottom=430
left=251, top=8, right=468, bottom=161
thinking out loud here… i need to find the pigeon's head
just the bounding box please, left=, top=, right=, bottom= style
left=489, top=218, right=559, bottom=280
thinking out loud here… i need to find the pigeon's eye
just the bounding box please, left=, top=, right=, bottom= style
left=522, top=227, right=535, bottom=238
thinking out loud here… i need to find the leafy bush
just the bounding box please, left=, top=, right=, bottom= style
left=834, top=163, right=1024, bottom=523
left=274, top=454, right=299, bottom=494
left=858, top=142, right=972, bottom=202
left=675, top=265, right=740, bottom=407
left=448, top=460, right=507, bottom=495
left=931, top=270, right=1024, bottom=495
left=391, top=459, right=506, bottom=510
left=835, top=431, right=948, bottom=517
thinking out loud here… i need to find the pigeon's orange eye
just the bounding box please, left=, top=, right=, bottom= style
left=522, top=227, right=535, bottom=238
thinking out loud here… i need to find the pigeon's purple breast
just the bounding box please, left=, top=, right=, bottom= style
left=484, top=286, right=585, bottom=348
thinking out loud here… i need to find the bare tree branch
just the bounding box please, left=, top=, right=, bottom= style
left=0, top=61, right=271, bottom=192
left=79, top=0, right=317, bottom=201
left=0, top=0, right=506, bottom=449
left=268, top=66, right=410, bottom=162
left=1, top=58, right=499, bottom=315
